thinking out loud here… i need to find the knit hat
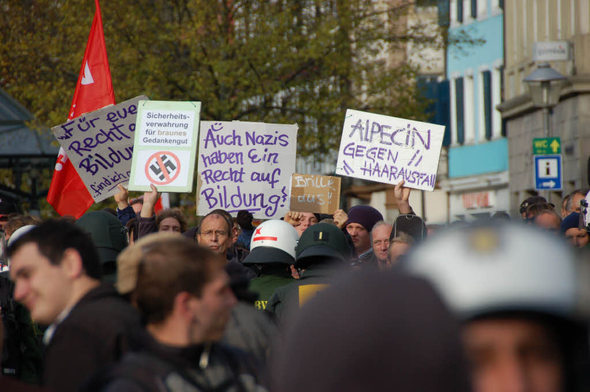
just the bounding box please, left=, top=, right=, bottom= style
left=561, top=212, right=584, bottom=234
left=344, top=205, right=384, bottom=232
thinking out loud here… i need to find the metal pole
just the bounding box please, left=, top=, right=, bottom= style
left=542, top=107, right=551, bottom=202
left=542, top=107, right=551, bottom=138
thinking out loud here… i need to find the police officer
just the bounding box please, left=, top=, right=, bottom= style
left=242, top=220, right=299, bottom=311
left=266, top=223, right=352, bottom=321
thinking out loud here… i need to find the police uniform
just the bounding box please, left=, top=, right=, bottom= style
left=266, top=223, right=352, bottom=322
left=242, top=220, right=299, bottom=311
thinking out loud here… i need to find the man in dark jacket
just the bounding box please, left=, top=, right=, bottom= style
left=7, top=220, right=143, bottom=392
left=88, top=236, right=267, bottom=391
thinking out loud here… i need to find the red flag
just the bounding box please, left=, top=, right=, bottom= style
left=47, top=0, right=115, bottom=218
left=153, top=192, right=169, bottom=214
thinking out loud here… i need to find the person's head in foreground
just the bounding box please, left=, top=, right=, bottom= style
left=404, top=221, right=590, bottom=392
left=272, top=269, right=471, bottom=392
left=7, top=219, right=102, bottom=325
left=134, top=236, right=236, bottom=344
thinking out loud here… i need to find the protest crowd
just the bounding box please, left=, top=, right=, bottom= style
left=0, top=182, right=588, bottom=392
left=2, top=2, right=590, bottom=391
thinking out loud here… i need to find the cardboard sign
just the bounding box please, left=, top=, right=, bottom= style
left=196, top=121, right=298, bottom=219
left=289, top=174, right=341, bottom=214
left=51, top=95, right=147, bottom=202
left=335, top=109, right=445, bottom=191
left=128, top=100, right=201, bottom=192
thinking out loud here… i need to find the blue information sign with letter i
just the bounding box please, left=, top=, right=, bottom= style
left=534, top=155, right=562, bottom=190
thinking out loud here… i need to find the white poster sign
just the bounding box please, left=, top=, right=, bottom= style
left=129, top=100, right=201, bottom=192
left=51, top=95, right=146, bottom=202
left=197, top=121, right=298, bottom=219
left=335, top=109, right=445, bottom=191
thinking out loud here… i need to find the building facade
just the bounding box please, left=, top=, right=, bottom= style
left=364, top=1, right=449, bottom=225
left=298, top=1, right=450, bottom=225
left=498, top=0, right=590, bottom=214
left=442, top=0, right=507, bottom=220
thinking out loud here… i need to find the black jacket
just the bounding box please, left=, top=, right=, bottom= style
left=43, top=283, right=143, bottom=392
left=86, top=335, right=267, bottom=392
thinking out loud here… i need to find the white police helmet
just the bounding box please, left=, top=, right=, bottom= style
left=404, top=221, right=582, bottom=320
left=243, top=219, right=299, bottom=265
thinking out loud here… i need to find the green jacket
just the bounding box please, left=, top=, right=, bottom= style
left=265, top=265, right=336, bottom=321
left=249, top=274, right=294, bottom=311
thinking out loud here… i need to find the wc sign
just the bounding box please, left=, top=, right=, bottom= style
left=534, top=155, right=562, bottom=190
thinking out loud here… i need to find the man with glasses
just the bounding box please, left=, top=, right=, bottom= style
left=197, top=212, right=233, bottom=258
left=196, top=210, right=255, bottom=283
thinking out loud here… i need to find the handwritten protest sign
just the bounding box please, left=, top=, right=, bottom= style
left=289, top=174, right=341, bottom=214
left=335, top=109, right=445, bottom=191
left=51, top=95, right=147, bottom=202
left=129, top=100, right=201, bottom=193
left=197, top=121, right=298, bottom=219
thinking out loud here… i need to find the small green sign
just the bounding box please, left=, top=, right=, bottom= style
left=533, top=137, right=561, bottom=154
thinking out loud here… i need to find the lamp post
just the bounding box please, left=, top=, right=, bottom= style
left=523, top=63, right=566, bottom=203
left=523, top=63, right=566, bottom=138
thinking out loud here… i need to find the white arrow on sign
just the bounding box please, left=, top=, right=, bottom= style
left=541, top=180, right=556, bottom=188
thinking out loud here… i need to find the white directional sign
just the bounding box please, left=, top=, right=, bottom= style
left=534, top=155, right=562, bottom=190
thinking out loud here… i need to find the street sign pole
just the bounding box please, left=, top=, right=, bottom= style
left=543, top=108, right=551, bottom=202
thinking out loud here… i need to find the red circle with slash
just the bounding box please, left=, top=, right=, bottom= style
left=145, top=151, right=181, bottom=185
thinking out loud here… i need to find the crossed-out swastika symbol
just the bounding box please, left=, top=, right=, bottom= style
left=144, top=151, right=181, bottom=185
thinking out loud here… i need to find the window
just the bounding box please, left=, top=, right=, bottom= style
left=438, top=80, right=451, bottom=147
left=417, top=76, right=450, bottom=146
left=464, top=74, right=475, bottom=142
left=457, top=0, right=463, bottom=23
left=482, top=70, right=492, bottom=140
left=438, top=0, right=450, bottom=27
left=417, top=0, right=438, bottom=6
left=498, top=66, right=506, bottom=137
left=471, top=0, right=477, bottom=18
left=455, top=77, right=464, bottom=144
